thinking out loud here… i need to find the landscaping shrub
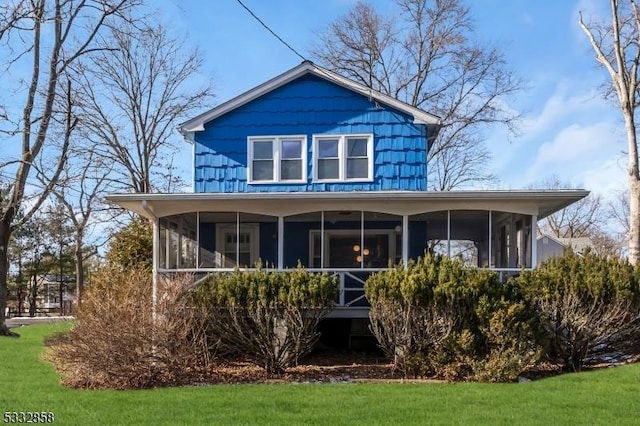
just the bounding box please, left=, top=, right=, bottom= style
left=46, top=267, right=214, bottom=389
left=365, top=254, right=540, bottom=381
left=513, top=249, right=640, bottom=371
left=192, top=266, right=338, bottom=375
left=105, top=216, right=153, bottom=270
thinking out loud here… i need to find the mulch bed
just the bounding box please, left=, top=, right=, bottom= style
left=195, top=352, right=403, bottom=385
left=192, top=353, right=637, bottom=385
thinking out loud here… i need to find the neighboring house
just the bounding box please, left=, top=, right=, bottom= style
left=536, top=234, right=595, bottom=263
left=40, top=274, right=75, bottom=311
left=107, top=61, right=588, bottom=319
left=8, top=274, right=74, bottom=317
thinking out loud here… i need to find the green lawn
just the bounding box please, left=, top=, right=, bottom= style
left=1, top=323, right=639, bottom=425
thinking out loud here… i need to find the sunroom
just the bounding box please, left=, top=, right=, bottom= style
left=108, top=189, right=588, bottom=317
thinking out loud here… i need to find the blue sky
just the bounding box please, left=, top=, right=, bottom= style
left=162, top=0, right=626, bottom=198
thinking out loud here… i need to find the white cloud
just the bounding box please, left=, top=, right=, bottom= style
left=524, top=120, right=626, bottom=193
left=487, top=76, right=621, bottom=186
left=520, top=81, right=611, bottom=142
left=578, top=156, right=627, bottom=199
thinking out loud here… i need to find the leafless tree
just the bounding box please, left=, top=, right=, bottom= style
left=74, top=19, right=214, bottom=194
left=609, top=189, right=630, bottom=236
left=311, top=0, right=520, bottom=190
left=579, top=0, right=640, bottom=264
left=532, top=176, right=603, bottom=239
left=51, top=150, right=116, bottom=305
left=530, top=176, right=624, bottom=256
left=0, top=0, right=137, bottom=336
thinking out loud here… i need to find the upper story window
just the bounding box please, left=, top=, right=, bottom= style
left=248, top=135, right=307, bottom=184
left=313, top=134, right=373, bottom=182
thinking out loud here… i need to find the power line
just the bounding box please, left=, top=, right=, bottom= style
left=235, top=0, right=307, bottom=62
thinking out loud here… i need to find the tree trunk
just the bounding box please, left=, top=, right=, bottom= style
left=623, top=111, right=640, bottom=265
left=629, top=178, right=640, bottom=264
left=0, top=220, right=17, bottom=336
left=74, top=236, right=84, bottom=309
left=28, top=278, right=37, bottom=318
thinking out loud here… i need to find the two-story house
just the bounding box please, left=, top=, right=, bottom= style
left=107, top=61, right=588, bottom=320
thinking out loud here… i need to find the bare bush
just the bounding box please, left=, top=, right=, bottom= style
left=538, top=293, right=640, bottom=371
left=368, top=301, right=453, bottom=377
left=210, top=306, right=329, bottom=375
left=46, top=268, right=215, bottom=389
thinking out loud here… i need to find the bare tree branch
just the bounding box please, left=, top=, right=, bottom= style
left=74, top=20, right=214, bottom=194
left=579, top=0, right=640, bottom=263
left=312, top=0, right=521, bottom=190
left=0, top=0, right=137, bottom=336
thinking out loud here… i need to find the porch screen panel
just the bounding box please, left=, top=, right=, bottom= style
left=168, top=220, right=179, bottom=269
left=449, top=211, right=489, bottom=267
left=158, top=214, right=198, bottom=269
left=240, top=213, right=278, bottom=268
left=423, top=211, right=449, bottom=257
left=322, top=211, right=362, bottom=268
left=179, top=213, right=198, bottom=269
left=283, top=212, right=322, bottom=268
left=159, top=218, right=167, bottom=268
left=491, top=211, right=533, bottom=269
left=516, top=215, right=532, bottom=268
left=363, top=211, right=402, bottom=267
left=197, top=211, right=235, bottom=268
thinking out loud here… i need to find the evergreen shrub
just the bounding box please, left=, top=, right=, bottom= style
left=513, top=249, right=640, bottom=371
left=365, top=254, right=540, bottom=381
left=193, top=265, right=338, bottom=374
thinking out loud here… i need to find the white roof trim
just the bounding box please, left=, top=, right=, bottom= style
left=107, top=189, right=589, bottom=221
left=178, top=61, right=441, bottom=134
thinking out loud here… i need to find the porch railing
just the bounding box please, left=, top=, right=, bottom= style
left=157, top=266, right=532, bottom=308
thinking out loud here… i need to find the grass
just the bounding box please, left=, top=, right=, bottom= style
left=1, top=323, right=639, bottom=425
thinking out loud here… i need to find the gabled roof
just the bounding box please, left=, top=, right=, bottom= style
left=178, top=61, right=442, bottom=134
left=537, top=234, right=594, bottom=254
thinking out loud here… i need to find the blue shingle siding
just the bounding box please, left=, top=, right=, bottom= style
left=194, top=74, right=429, bottom=193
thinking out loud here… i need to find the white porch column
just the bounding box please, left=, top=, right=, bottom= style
left=151, top=217, right=159, bottom=323
left=360, top=210, right=365, bottom=268
left=236, top=211, right=240, bottom=267
left=488, top=211, right=493, bottom=269
left=320, top=211, right=325, bottom=268
left=447, top=210, right=451, bottom=258
left=278, top=216, right=284, bottom=270
left=196, top=211, right=200, bottom=267
left=176, top=216, right=182, bottom=269
left=141, top=200, right=159, bottom=322
left=402, top=215, right=409, bottom=267
left=531, top=214, right=538, bottom=268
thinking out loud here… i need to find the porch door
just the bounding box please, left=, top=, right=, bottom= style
left=216, top=224, right=259, bottom=268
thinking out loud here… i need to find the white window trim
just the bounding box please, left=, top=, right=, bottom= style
left=312, top=133, right=374, bottom=183
left=247, top=135, right=307, bottom=184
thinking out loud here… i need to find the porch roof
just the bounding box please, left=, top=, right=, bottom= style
left=106, top=190, right=589, bottom=220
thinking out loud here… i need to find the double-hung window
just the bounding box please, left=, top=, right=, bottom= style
left=314, top=134, right=373, bottom=182
left=248, top=135, right=307, bottom=183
